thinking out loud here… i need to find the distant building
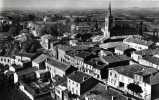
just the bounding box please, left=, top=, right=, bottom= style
left=123, top=35, right=154, bottom=50
left=131, top=48, right=159, bottom=62
left=40, top=34, right=54, bottom=50
left=32, top=54, right=48, bottom=69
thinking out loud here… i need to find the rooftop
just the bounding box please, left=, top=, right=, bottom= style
left=14, top=52, right=39, bottom=60
left=21, top=79, right=51, bottom=97
left=75, top=51, right=92, bottom=60
left=86, top=57, right=107, bottom=70
left=102, top=55, right=130, bottom=64
left=17, top=67, right=38, bottom=77
left=134, top=48, right=159, bottom=56
left=135, top=67, right=158, bottom=76
left=115, top=43, right=131, bottom=51
left=112, top=64, right=146, bottom=78
left=32, top=54, right=48, bottom=64
left=56, top=44, right=71, bottom=52
left=46, top=58, right=70, bottom=71
left=142, top=56, right=159, bottom=65
left=68, top=71, right=91, bottom=84
left=100, top=42, right=123, bottom=49
left=85, top=83, right=112, bottom=100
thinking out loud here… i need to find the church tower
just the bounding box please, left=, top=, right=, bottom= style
left=104, top=0, right=113, bottom=38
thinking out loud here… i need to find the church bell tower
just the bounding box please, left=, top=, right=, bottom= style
left=104, top=0, right=113, bottom=38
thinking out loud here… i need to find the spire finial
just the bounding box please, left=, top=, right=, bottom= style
left=108, top=0, right=112, bottom=16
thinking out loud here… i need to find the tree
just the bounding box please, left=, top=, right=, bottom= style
left=127, top=83, right=143, bottom=95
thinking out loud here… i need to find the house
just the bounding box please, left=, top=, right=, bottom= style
left=40, top=34, right=54, bottom=50
left=139, top=56, right=159, bottom=70
left=13, top=52, right=38, bottom=66
left=19, top=74, right=51, bottom=100
left=131, top=48, right=159, bottom=62
left=84, top=57, right=108, bottom=82
left=99, top=50, right=113, bottom=57
left=45, top=58, right=77, bottom=78
left=56, top=44, right=89, bottom=64
left=123, top=35, right=154, bottom=51
left=67, top=71, right=98, bottom=97
left=32, top=54, right=48, bottom=69
left=54, top=78, right=67, bottom=100
left=0, top=56, right=13, bottom=66
left=55, top=85, right=67, bottom=100
left=108, top=64, right=159, bottom=100
left=115, top=43, right=135, bottom=57
left=56, top=45, right=73, bottom=63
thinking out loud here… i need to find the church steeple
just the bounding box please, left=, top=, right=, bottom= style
left=103, top=0, right=113, bottom=38
left=108, top=0, right=112, bottom=17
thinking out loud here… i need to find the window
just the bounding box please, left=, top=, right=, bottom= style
left=76, top=83, right=78, bottom=87
left=114, top=74, right=117, bottom=78
left=119, top=82, right=124, bottom=87
left=110, top=72, right=112, bottom=76
left=76, top=90, right=78, bottom=95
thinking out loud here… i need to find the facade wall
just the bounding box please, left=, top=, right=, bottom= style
left=67, top=78, right=81, bottom=96
left=131, top=52, right=142, bottom=62
left=32, top=62, right=40, bottom=69
left=0, top=56, right=12, bottom=65
left=124, top=41, right=148, bottom=51
left=45, top=62, right=65, bottom=78
left=115, top=49, right=124, bottom=55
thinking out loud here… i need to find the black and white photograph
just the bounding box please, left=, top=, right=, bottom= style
left=0, top=0, right=159, bottom=100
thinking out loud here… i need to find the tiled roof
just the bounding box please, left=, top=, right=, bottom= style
left=85, top=57, right=107, bottom=70
left=75, top=51, right=92, bottom=59
left=112, top=64, right=146, bottom=78
left=102, top=55, right=130, bottom=64
left=124, top=35, right=153, bottom=46
left=135, top=48, right=159, bottom=56
left=14, top=52, right=38, bottom=59
left=46, top=58, right=70, bottom=71
left=68, top=71, right=91, bottom=84
left=115, top=43, right=131, bottom=51
left=33, top=54, right=48, bottom=64
left=142, top=56, right=159, bottom=65
left=57, top=45, right=72, bottom=52
left=85, top=83, right=112, bottom=100
left=135, top=67, right=158, bottom=76
left=100, top=42, right=123, bottom=49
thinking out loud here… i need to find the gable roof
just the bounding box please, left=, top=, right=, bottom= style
left=32, top=54, right=48, bottom=64
left=68, top=71, right=91, bottom=84
left=46, top=58, right=70, bottom=71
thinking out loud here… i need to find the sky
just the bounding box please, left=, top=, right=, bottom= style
left=0, top=0, right=159, bottom=10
